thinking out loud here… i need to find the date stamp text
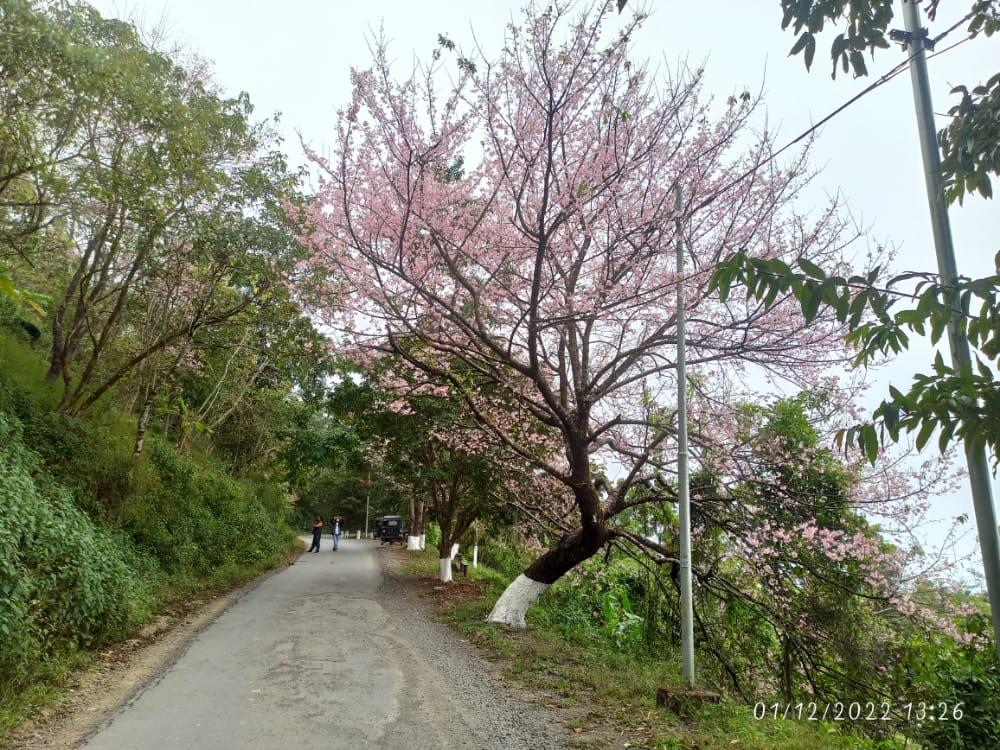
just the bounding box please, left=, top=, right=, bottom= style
left=753, top=701, right=965, bottom=722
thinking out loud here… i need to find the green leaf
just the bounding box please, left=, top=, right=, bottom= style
left=849, top=50, right=867, bottom=77
left=804, top=33, right=817, bottom=71
left=882, top=403, right=900, bottom=435
left=0, top=275, right=18, bottom=300
left=789, top=30, right=811, bottom=58
left=914, top=419, right=936, bottom=452
left=847, top=291, right=868, bottom=327
left=801, top=288, right=822, bottom=323
left=796, top=256, right=826, bottom=280
left=861, top=424, right=879, bottom=464
left=938, top=419, right=956, bottom=453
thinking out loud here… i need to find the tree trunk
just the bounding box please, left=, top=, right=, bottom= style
left=781, top=635, right=794, bottom=702
left=47, top=213, right=113, bottom=383
left=130, top=395, right=154, bottom=469
left=487, top=575, right=551, bottom=628
left=436, top=523, right=458, bottom=584
left=407, top=496, right=425, bottom=551
left=439, top=556, right=454, bottom=583
left=486, top=522, right=609, bottom=627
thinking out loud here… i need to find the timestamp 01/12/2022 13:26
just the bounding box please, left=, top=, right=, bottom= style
left=753, top=701, right=965, bottom=723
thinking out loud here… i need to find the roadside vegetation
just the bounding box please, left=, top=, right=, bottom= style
left=2, top=2, right=999, bottom=749
left=0, top=329, right=299, bottom=740
left=0, top=0, right=328, bottom=739
left=398, top=536, right=996, bottom=750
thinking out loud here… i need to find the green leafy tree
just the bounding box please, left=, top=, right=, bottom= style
left=0, top=2, right=307, bottom=421
left=704, top=0, right=1000, bottom=670
left=681, top=393, right=915, bottom=706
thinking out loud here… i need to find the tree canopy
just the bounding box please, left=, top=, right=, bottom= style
left=291, top=0, right=947, bottom=635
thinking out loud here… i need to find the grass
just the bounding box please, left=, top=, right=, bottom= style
left=0, top=331, right=58, bottom=408
left=0, top=649, right=93, bottom=741
left=393, top=547, right=909, bottom=750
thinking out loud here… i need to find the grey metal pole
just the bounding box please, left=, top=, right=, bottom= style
left=675, top=185, right=695, bottom=687
left=901, top=0, right=1000, bottom=665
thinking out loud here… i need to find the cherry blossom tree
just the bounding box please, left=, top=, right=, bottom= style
left=295, top=0, right=874, bottom=626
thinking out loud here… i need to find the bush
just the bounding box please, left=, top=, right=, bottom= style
left=0, top=413, right=149, bottom=685
left=0, top=370, right=132, bottom=516
left=123, top=438, right=292, bottom=578
left=477, top=531, right=532, bottom=579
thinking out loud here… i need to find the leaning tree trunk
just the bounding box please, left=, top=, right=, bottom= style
left=487, top=523, right=610, bottom=627
left=489, top=444, right=610, bottom=626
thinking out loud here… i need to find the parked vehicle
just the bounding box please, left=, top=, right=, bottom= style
left=378, top=515, right=405, bottom=545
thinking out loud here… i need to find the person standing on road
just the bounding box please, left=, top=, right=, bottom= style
left=332, top=516, right=343, bottom=551
left=308, top=515, right=323, bottom=553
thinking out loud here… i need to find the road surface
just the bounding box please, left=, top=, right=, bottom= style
left=79, top=538, right=570, bottom=750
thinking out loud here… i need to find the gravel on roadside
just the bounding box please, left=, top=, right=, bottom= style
left=374, top=549, right=575, bottom=750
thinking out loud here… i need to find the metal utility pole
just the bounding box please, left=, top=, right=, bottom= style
left=675, top=185, right=695, bottom=688
left=900, top=0, right=1000, bottom=665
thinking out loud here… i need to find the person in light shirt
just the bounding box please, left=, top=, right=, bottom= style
left=331, top=515, right=343, bottom=550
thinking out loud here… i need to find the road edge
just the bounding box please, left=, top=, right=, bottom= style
left=5, top=555, right=301, bottom=750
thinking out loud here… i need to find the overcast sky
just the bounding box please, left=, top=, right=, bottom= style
left=88, top=0, right=998, bottom=577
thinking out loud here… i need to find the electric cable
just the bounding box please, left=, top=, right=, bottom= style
left=684, top=12, right=980, bottom=218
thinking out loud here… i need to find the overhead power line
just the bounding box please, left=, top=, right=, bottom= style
left=686, top=15, right=976, bottom=218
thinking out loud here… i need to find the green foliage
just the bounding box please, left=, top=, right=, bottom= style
left=779, top=0, right=894, bottom=77
left=125, top=438, right=292, bottom=577
left=1, top=0, right=319, bottom=422
left=890, top=603, right=1000, bottom=749
left=941, top=72, right=1000, bottom=203
left=477, top=532, right=532, bottom=579
left=777, top=0, right=999, bottom=205
left=710, top=249, right=1000, bottom=466
left=599, top=586, right=644, bottom=649
left=433, top=545, right=894, bottom=749
left=0, top=2, right=324, bottom=735
left=522, top=557, right=655, bottom=654
left=0, top=321, right=298, bottom=732
left=0, top=412, right=151, bottom=686
left=322, top=364, right=510, bottom=553
left=424, top=521, right=442, bottom=549
left=0, top=356, right=132, bottom=515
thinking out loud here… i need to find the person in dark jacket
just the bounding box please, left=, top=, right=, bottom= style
left=308, top=515, right=323, bottom=553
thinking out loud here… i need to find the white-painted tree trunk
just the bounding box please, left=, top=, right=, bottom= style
left=439, top=557, right=453, bottom=583
left=407, top=534, right=421, bottom=551
left=472, top=544, right=479, bottom=568
left=419, top=534, right=426, bottom=550
left=450, top=542, right=460, bottom=560
left=486, top=574, right=550, bottom=628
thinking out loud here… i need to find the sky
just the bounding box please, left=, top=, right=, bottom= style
left=88, top=0, right=998, bottom=576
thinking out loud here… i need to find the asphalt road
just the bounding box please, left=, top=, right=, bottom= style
left=78, top=537, right=567, bottom=750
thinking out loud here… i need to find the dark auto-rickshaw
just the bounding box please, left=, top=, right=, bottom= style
left=379, top=515, right=404, bottom=545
